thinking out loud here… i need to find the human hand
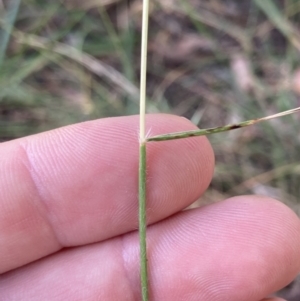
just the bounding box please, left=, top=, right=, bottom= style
left=0, top=115, right=299, bottom=301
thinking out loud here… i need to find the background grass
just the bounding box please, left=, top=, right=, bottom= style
left=2, top=0, right=300, bottom=207
left=1, top=0, right=300, bottom=299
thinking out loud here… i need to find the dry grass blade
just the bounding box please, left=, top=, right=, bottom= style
left=176, top=0, right=251, bottom=51
left=62, top=0, right=121, bottom=9
left=147, top=107, right=300, bottom=142
left=229, top=163, right=300, bottom=195
left=14, top=31, right=140, bottom=101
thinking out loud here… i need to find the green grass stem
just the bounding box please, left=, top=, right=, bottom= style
left=139, top=142, right=148, bottom=301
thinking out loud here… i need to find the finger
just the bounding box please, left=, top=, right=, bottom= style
left=1, top=197, right=299, bottom=301
left=0, top=114, right=214, bottom=273
left=261, top=298, right=287, bottom=301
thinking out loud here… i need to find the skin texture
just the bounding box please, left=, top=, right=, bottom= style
left=0, top=114, right=299, bottom=300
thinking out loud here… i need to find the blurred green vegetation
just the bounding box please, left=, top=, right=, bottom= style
left=1, top=0, right=300, bottom=207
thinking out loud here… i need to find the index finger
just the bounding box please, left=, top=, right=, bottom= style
left=0, top=114, right=214, bottom=273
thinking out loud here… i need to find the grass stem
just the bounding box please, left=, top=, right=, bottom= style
left=139, top=0, right=150, bottom=300
left=139, top=0, right=150, bottom=142
left=139, top=142, right=148, bottom=301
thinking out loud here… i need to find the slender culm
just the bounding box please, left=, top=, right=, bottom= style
left=139, top=0, right=150, bottom=299
left=139, top=143, right=148, bottom=300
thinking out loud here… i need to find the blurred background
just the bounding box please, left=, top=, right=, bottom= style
left=1, top=0, right=300, bottom=299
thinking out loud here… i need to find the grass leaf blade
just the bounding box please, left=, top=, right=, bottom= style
left=147, top=107, right=300, bottom=142
left=0, top=0, right=21, bottom=66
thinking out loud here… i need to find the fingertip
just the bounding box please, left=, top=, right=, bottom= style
left=0, top=114, right=215, bottom=272
left=135, top=195, right=300, bottom=300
